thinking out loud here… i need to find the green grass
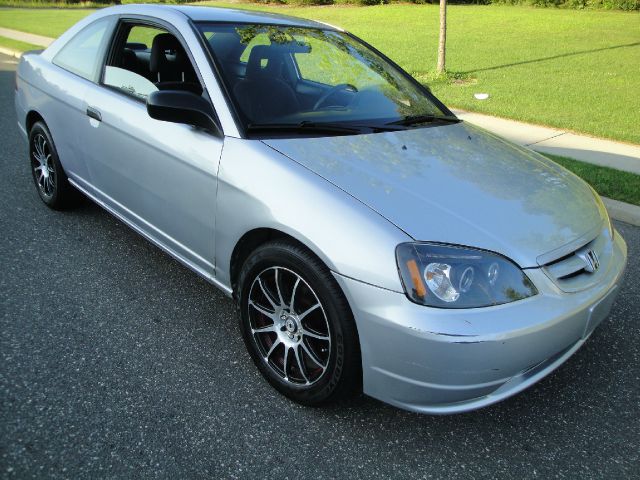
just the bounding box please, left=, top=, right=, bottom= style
left=0, top=35, right=40, bottom=52
left=0, top=8, right=92, bottom=37
left=0, top=1, right=102, bottom=7
left=0, top=3, right=638, bottom=144
left=542, top=153, right=640, bottom=206
left=0, top=0, right=187, bottom=7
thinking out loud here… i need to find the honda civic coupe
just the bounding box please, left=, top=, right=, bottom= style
left=15, top=5, right=627, bottom=414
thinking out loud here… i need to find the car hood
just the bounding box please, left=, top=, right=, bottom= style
left=262, top=122, right=604, bottom=268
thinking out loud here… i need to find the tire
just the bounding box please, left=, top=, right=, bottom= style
left=29, top=121, right=78, bottom=210
left=238, top=240, right=361, bottom=406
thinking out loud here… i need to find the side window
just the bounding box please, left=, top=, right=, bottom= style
left=53, top=18, right=111, bottom=81
left=103, top=23, right=202, bottom=101
left=103, top=66, right=158, bottom=101
left=103, top=25, right=164, bottom=100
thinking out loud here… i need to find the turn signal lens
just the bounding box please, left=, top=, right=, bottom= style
left=406, top=259, right=427, bottom=299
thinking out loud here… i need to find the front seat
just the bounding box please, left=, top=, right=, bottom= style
left=149, top=33, right=202, bottom=95
left=233, top=45, right=300, bottom=123
left=120, top=48, right=139, bottom=74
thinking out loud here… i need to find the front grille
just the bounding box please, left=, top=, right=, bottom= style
left=540, top=228, right=611, bottom=293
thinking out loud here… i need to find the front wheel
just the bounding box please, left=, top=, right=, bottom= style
left=238, top=241, right=361, bottom=406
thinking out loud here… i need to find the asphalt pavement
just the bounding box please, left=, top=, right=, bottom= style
left=1, top=53, right=639, bottom=479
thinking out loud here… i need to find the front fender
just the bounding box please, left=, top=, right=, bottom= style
left=215, top=137, right=410, bottom=293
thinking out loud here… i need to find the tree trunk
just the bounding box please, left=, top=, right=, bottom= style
left=437, top=0, right=447, bottom=75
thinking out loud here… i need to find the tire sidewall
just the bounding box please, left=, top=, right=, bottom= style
left=238, top=243, right=353, bottom=405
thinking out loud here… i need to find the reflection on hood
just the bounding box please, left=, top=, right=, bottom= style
left=263, top=122, right=603, bottom=267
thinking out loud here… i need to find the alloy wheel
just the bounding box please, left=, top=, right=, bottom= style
left=31, top=133, right=56, bottom=198
left=247, top=266, right=331, bottom=386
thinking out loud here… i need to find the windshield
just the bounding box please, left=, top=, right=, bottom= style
left=197, top=23, right=452, bottom=135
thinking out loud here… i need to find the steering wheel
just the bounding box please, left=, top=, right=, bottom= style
left=313, top=83, right=358, bottom=111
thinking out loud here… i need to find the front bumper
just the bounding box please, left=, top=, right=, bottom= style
left=334, top=231, right=627, bottom=414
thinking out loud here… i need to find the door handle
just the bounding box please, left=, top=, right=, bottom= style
left=86, top=106, right=102, bottom=122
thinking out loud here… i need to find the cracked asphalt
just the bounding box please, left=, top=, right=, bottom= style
left=1, top=52, right=639, bottom=479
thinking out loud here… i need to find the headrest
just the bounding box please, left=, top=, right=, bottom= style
left=150, top=33, right=187, bottom=73
left=209, top=31, right=243, bottom=61
left=245, top=45, right=282, bottom=80
left=121, top=48, right=138, bottom=70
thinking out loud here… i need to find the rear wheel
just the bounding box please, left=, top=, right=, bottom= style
left=238, top=241, right=361, bottom=406
left=29, top=121, right=77, bottom=209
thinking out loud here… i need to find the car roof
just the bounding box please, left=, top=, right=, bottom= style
left=149, top=5, right=338, bottom=30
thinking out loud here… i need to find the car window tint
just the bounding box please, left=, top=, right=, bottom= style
left=53, top=18, right=111, bottom=81
left=198, top=23, right=446, bottom=129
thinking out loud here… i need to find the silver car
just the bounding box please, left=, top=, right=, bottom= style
left=15, top=5, right=627, bottom=414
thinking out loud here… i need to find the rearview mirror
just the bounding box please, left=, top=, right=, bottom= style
left=147, top=90, right=220, bottom=135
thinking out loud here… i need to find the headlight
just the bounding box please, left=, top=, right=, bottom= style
left=396, top=243, right=537, bottom=308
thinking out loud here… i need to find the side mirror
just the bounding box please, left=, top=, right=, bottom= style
left=147, top=90, right=220, bottom=135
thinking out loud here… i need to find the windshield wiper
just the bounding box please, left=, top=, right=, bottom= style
left=246, top=121, right=362, bottom=135
left=387, top=114, right=460, bottom=127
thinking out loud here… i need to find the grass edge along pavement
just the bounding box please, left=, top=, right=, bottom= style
left=0, top=36, right=41, bottom=53
left=541, top=154, right=640, bottom=208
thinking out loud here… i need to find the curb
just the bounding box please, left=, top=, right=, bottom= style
left=452, top=108, right=640, bottom=177
left=603, top=197, right=640, bottom=227
left=0, top=46, right=22, bottom=58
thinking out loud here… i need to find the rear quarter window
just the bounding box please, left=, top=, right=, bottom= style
left=53, top=17, right=112, bottom=81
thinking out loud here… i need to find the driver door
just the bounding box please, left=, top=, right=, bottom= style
left=77, top=21, right=222, bottom=277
